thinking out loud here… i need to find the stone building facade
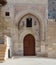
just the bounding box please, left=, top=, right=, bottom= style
left=0, top=0, right=56, bottom=58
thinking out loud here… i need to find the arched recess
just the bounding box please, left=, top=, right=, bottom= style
left=15, top=9, right=46, bottom=41
left=18, top=13, right=40, bottom=29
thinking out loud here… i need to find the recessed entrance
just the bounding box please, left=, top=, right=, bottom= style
left=23, top=34, right=35, bottom=56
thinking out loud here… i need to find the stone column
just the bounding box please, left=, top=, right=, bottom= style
left=41, top=41, right=47, bottom=57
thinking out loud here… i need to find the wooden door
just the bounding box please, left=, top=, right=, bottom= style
left=23, top=34, right=35, bottom=56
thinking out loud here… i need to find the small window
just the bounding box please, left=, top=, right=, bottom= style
left=5, top=12, right=10, bottom=16
left=26, top=18, right=32, bottom=27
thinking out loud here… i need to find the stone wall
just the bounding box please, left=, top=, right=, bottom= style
left=1, top=0, right=56, bottom=58
left=1, top=3, right=47, bottom=55
left=0, top=0, right=49, bottom=57
left=47, top=21, right=56, bottom=58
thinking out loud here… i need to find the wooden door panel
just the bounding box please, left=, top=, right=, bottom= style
left=24, top=34, right=35, bottom=56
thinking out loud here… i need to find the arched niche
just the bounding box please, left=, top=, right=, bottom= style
left=15, top=9, right=46, bottom=41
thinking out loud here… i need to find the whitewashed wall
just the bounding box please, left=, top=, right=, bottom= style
left=4, top=35, right=12, bottom=60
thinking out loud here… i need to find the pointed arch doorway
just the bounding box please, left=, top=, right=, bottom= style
left=23, top=34, right=35, bottom=56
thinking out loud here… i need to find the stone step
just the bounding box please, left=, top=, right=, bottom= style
left=0, top=44, right=6, bottom=62
left=0, top=51, right=5, bottom=53
left=0, top=53, right=5, bottom=57
left=0, top=56, right=4, bottom=59
left=0, top=49, right=6, bottom=51
left=0, top=45, right=6, bottom=48
left=0, top=49, right=5, bottom=51
left=0, top=59, right=4, bottom=62
left=0, top=49, right=6, bottom=52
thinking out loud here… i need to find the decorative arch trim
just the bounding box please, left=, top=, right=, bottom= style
left=18, top=13, right=40, bottom=28
left=15, top=9, right=46, bottom=40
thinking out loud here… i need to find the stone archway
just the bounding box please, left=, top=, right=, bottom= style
left=14, top=9, right=47, bottom=56
left=23, top=34, right=35, bottom=56
left=15, top=9, right=45, bottom=41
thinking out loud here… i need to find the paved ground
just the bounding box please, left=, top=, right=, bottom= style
left=0, top=57, right=56, bottom=65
